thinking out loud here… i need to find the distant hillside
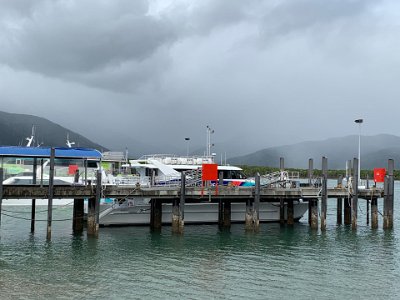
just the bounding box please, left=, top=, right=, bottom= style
left=228, top=134, right=400, bottom=170
left=0, top=111, right=106, bottom=150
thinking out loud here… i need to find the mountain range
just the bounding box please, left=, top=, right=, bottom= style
left=0, top=111, right=105, bottom=150
left=0, top=110, right=398, bottom=170
left=228, top=134, right=400, bottom=169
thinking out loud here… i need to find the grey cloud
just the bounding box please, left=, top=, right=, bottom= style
left=260, top=0, right=377, bottom=38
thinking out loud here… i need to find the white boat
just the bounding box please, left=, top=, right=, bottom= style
left=99, top=154, right=309, bottom=226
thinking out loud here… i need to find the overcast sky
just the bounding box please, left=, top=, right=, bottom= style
left=1, top=0, right=399, bottom=156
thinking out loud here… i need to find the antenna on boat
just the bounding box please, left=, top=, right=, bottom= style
left=26, top=125, right=36, bottom=147
left=66, top=133, right=75, bottom=148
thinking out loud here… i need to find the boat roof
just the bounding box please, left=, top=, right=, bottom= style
left=0, top=146, right=102, bottom=159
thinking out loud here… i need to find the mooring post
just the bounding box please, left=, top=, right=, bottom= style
left=223, top=200, right=231, bottom=227
left=31, top=158, right=37, bottom=233
left=287, top=199, right=294, bottom=225
left=310, top=198, right=318, bottom=229
left=179, top=172, right=185, bottom=232
left=337, top=175, right=343, bottom=225
left=308, top=158, right=313, bottom=187
left=280, top=198, right=285, bottom=225
left=383, top=159, right=394, bottom=229
left=172, top=198, right=180, bottom=232
left=253, top=173, right=260, bottom=230
left=344, top=160, right=352, bottom=225
left=0, top=167, right=3, bottom=226
left=87, top=197, right=96, bottom=235
left=73, top=170, right=84, bottom=233
left=218, top=171, right=224, bottom=228
left=245, top=199, right=253, bottom=230
left=87, top=170, right=101, bottom=236
left=150, top=199, right=162, bottom=231
left=47, top=148, right=55, bottom=240
left=371, top=197, right=378, bottom=229
left=351, top=158, right=359, bottom=230
left=320, top=157, right=328, bottom=230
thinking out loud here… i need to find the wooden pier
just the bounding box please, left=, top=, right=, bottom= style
left=0, top=153, right=395, bottom=239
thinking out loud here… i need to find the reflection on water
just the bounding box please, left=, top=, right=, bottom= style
left=0, top=183, right=400, bottom=299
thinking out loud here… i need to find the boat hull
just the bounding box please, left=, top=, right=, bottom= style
left=99, top=200, right=309, bottom=226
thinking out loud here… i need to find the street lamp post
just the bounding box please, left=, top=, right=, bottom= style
left=354, top=119, right=363, bottom=184
left=185, top=137, right=190, bottom=156
left=206, top=125, right=214, bottom=157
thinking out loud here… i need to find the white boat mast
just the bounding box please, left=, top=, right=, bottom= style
left=25, top=125, right=36, bottom=147
left=66, top=133, right=75, bottom=148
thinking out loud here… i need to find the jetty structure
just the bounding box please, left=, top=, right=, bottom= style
left=0, top=146, right=394, bottom=239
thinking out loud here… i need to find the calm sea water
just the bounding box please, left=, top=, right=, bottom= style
left=1, top=182, right=400, bottom=299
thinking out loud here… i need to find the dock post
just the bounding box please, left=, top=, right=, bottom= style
left=72, top=170, right=84, bottom=233
left=287, top=199, right=294, bottom=225
left=253, top=173, right=260, bottom=230
left=150, top=199, right=162, bottom=231
left=371, top=197, right=378, bottom=229
left=308, top=158, right=313, bottom=187
left=337, top=175, right=343, bottom=225
left=351, top=158, right=359, bottom=230
left=383, top=159, right=394, bottom=229
left=179, top=173, right=185, bottom=232
left=87, top=197, right=96, bottom=235
left=320, top=157, right=328, bottom=231
left=245, top=199, right=253, bottom=230
left=344, top=196, right=351, bottom=225
left=172, top=198, right=180, bottom=232
left=0, top=168, right=3, bottom=226
left=47, top=148, right=55, bottom=240
left=310, top=198, right=318, bottom=229
left=307, top=158, right=314, bottom=225
left=31, top=158, right=37, bottom=233
left=223, top=200, right=231, bottom=227
left=280, top=198, right=285, bottom=225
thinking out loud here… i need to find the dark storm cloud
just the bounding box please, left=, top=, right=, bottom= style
left=0, top=0, right=176, bottom=91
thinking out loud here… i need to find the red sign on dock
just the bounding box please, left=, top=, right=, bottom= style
left=202, top=163, right=218, bottom=181
left=374, top=168, right=386, bottom=183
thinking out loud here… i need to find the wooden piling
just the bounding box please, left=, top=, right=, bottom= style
left=245, top=199, right=253, bottom=230
left=383, top=159, right=394, bottom=229
left=344, top=197, right=351, bottom=225
left=172, top=198, right=180, bottom=231
left=150, top=199, right=162, bottom=231
left=371, top=197, right=378, bottom=229
left=72, top=170, right=84, bottom=233
left=253, top=173, right=260, bottom=230
left=351, top=157, right=359, bottom=230
left=280, top=198, right=285, bottom=225
left=223, top=200, right=231, bottom=227
left=87, top=197, right=96, bottom=235
left=73, top=199, right=84, bottom=233
left=47, top=148, right=55, bottom=240
left=287, top=200, right=294, bottom=225
left=308, top=158, right=313, bottom=187
left=337, top=175, right=343, bottom=225
left=31, top=158, right=37, bottom=233
left=320, top=157, right=328, bottom=230
left=310, top=198, right=318, bottom=229
left=179, top=172, right=185, bottom=231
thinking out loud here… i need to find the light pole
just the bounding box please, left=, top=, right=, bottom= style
left=185, top=137, right=190, bottom=156
left=206, top=126, right=214, bottom=157
left=354, top=118, right=363, bottom=184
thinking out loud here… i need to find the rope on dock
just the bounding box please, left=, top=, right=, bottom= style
left=0, top=211, right=74, bottom=222
left=0, top=200, right=75, bottom=214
